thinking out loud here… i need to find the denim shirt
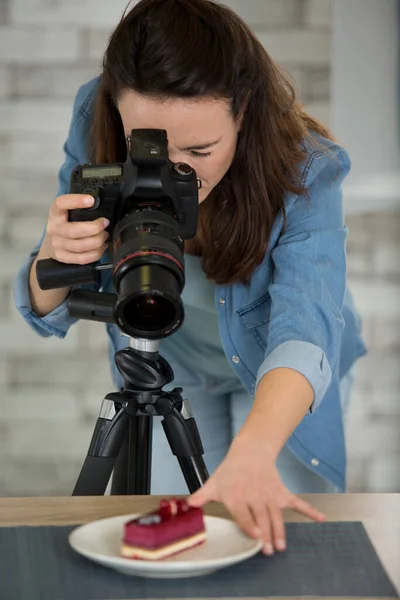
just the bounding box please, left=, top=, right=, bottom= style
left=14, top=78, right=367, bottom=491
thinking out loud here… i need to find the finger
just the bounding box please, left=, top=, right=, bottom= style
left=225, top=498, right=263, bottom=541
left=52, top=245, right=108, bottom=266
left=187, top=490, right=208, bottom=507
left=268, top=504, right=286, bottom=552
left=289, top=496, right=326, bottom=522
left=52, top=194, right=95, bottom=216
left=249, top=500, right=274, bottom=555
left=51, top=217, right=109, bottom=240
left=56, top=230, right=109, bottom=254
left=187, top=479, right=218, bottom=507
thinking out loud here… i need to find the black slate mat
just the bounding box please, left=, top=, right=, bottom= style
left=0, top=521, right=398, bottom=599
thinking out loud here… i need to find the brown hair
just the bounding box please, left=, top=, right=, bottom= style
left=91, top=0, right=333, bottom=285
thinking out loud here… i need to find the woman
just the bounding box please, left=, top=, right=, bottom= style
left=14, top=0, right=366, bottom=556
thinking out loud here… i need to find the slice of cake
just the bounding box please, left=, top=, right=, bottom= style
left=121, top=498, right=206, bottom=560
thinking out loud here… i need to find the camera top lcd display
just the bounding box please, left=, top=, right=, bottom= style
left=81, top=166, right=123, bottom=179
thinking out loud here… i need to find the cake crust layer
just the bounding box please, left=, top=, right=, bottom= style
left=121, top=530, right=206, bottom=560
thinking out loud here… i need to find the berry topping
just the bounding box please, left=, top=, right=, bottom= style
left=158, top=498, right=183, bottom=520
left=159, top=499, right=173, bottom=521
left=176, top=499, right=190, bottom=513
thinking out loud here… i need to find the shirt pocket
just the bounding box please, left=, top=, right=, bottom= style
left=237, top=291, right=272, bottom=350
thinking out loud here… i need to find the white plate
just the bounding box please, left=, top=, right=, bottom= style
left=69, top=513, right=262, bottom=579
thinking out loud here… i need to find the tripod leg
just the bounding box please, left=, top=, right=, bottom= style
left=73, top=397, right=129, bottom=496
left=161, top=399, right=209, bottom=493
left=110, top=428, right=129, bottom=495
left=111, top=415, right=153, bottom=495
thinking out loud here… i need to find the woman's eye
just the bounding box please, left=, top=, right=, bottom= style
left=190, top=151, right=212, bottom=158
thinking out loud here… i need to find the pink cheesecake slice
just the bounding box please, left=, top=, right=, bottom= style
left=121, top=498, right=206, bottom=560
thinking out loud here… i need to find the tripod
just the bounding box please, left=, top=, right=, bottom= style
left=72, top=336, right=209, bottom=496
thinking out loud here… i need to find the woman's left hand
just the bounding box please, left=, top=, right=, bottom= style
left=187, top=432, right=326, bottom=556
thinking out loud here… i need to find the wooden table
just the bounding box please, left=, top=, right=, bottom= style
left=0, top=493, right=399, bottom=599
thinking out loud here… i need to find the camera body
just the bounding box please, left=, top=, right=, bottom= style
left=62, top=129, right=199, bottom=340
left=68, top=129, right=198, bottom=240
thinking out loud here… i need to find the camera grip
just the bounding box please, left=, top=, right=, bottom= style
left=36, top=258, right=99, bottom=290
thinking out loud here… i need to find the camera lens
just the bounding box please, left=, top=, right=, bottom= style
left=126, top=294, right=175, bottom=331
left=112, top=210, right=185, bottom=339
left=136, top=296, right=162, bottom=317
left=115, top=264, right=184, bottom=338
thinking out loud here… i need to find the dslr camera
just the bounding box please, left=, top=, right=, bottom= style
left=37, top=129, right=199, bottom=340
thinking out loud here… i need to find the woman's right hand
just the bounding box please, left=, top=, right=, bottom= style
left=41, top=194, right=110, bottom=265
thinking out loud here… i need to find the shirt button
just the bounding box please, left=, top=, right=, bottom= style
left=232, top=356, right=240, bottom=364
left=218, top=298, right=226, bottom=306
left=311, top=458, right=319, bottom=467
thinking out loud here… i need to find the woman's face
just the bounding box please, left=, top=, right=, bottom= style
left=118, top=90, right=242, bottom=203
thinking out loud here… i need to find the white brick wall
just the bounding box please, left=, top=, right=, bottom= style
left=0, top=0, right=399, bottom=497
left=12, top=354, right=103, bottom=387
left=3, top=135, right=66, bottom=173
left=14, top=65, right=101, bottom=99
left=10, top=0, right=129, bottom=26
left=9, top=215, right=46, bottom=249
left=0, top=101, right=73, bottom=135
left=1, top=172, right=59, bottom=211
left=3, top=389, right=81, bottom=421
left=0, top=27, right=80, bottom=63
left=303, top=0, right=331, bottom=27
left=0, top=67, right=10, bottom=98
left=345, top=211, right=400, bottom=491
left=258, top=30, right=329, bottom=65
left=224, top=0, right=301, bottom=26
left=0, top=319, right=81, bottom=353
left=303, top=100, right=330, bottom=126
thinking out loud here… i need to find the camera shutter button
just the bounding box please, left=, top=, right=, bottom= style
left=87, top=195, right=101, bottom=210
left=83, top=188, right=101, bottom=210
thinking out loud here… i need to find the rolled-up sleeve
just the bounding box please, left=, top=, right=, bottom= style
left=255, top=145, right=351, bottom=412
left=13, top=80, right=99, bottom=339
left=13, top=232, right=80, bottom=338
